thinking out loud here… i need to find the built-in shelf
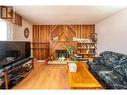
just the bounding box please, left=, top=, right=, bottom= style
left=51, top=41, right=77, bottom=42
left=78, top=53, right=96, bottom=55
left=77, top=42, right=96, bottom=44
left=77, top=48, right=96, bottom=49
left=76, top=37, right=97, bottom=60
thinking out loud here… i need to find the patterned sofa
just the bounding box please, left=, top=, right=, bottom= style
left=88, top=51, right=127, bottom=89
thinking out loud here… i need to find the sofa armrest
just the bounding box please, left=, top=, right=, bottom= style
left=93, top=57, right=101, bottom=62
left=87, top=57, right=101, bottom=65
left=87, top=61, right=97, bottom=66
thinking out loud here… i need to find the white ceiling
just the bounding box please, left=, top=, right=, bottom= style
left=15, top=6, right=126, bottom=25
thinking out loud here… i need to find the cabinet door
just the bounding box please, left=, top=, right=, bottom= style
left=14, top=13, right=22, bottom=26
left=0, top=6, right=22, bottom=26
left=0, top=6, right=13, bottom=19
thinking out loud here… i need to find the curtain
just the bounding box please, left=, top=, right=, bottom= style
left=7, top=22, right=14, bottom=41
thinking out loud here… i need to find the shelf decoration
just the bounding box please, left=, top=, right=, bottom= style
left=76, top=33, right=97, bottom=60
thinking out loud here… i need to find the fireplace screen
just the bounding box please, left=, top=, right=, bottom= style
left=56, top=50, right=69, bottom=58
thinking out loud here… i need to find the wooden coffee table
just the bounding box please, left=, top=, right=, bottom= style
left=68, top=62, right=102, bottom=89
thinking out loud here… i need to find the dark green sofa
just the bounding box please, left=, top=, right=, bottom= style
left=88, top=51, right=127, bottom=89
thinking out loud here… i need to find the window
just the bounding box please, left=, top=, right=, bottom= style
left=0, top=20, right=8, bottom=41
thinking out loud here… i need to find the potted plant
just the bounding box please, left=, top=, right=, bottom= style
left=66, top=46, right=74, bottom=55
left=66, top=46, right=77, bottom=61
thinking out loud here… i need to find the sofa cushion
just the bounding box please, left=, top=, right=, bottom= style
left=90, top=64, right=111, bottom=74
left=113, top=65, right=127, bottom=81
left=93, top=56, right=104, bottom=65
left=99, top=51, right=121, bottom=68
left=98, top=71, right=127, bottom=89
left=98, top=71, right=124, bottom=84
left=119, top=56, right=127, bottom=66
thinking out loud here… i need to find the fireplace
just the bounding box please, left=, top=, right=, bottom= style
left=55, top=50, right=69, bottom=58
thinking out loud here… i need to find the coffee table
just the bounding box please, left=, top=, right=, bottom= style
left=68, top=62, right=102, bottom=89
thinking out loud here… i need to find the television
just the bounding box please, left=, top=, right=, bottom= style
left=0, top=41, right=31, bottom=67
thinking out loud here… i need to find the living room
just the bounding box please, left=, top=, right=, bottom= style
left=0, top=0, right=127, bottom=95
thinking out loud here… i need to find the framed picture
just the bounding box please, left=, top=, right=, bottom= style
left=24, top=28, right=29, bottom=38
left=0, top=6, right=13, bottom=19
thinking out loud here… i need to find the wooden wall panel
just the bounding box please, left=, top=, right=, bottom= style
left=32, top=25, right=50, bottom=60
left=50, top=25, right=77, bottom=56
left=51, top=25, right=76, bottom=41
left=76, top=25, right=95, bottom=39
left=32, top=25, right=95, bottom=60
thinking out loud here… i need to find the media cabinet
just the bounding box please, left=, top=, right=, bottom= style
left=0, top=57, right=34, bottom=89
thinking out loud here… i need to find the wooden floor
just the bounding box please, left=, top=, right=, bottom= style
left=13, top=63, right=69, bottom=89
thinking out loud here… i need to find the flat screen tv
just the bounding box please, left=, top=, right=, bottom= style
left=0, top=41, right=31, bottom=67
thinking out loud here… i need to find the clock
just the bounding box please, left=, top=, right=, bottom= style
left=24, top=28, right=29, bottom=38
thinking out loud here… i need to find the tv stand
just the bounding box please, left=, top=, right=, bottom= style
left=2, top=57, right=34, bottom=89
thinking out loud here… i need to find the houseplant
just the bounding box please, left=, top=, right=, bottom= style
left=66, top=46, right=74, bottom=55
left=66, top=46, right=77, bottom=61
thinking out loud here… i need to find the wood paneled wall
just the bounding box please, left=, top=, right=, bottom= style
left=51, top=25, right=76, bottom=41
left=32, top=25, right=95, bottom=60
left=50, top=25, right=77, bottom=56
left=32, top=25, right=50, bottom=60
left=76, top=25, right=95, bottom=39
left=33, top=25, right=50, bottom=43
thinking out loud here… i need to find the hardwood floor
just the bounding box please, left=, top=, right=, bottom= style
left=13, top=63, right=69, bottom=89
